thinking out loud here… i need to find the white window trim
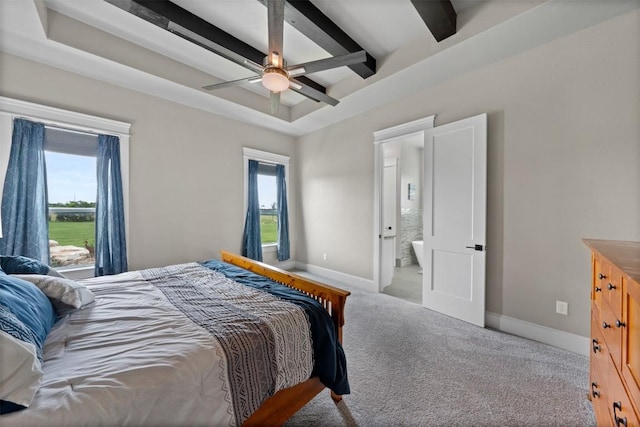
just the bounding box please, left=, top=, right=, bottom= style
left=0, top=96, right=131, bottom=279
left=242, top=147, right=289, bottom=252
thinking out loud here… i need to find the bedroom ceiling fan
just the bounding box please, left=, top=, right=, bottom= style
left=200, top=0, right=367, bottom=114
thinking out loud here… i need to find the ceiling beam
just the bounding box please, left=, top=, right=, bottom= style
left=261, top=0, right=376, bottom=79
left=410, top=0, right=457, bottom=42
left=105, top=0, right=326, bottom=94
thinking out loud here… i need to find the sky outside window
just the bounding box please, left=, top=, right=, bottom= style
left=258, top=174, right=277, bottom=209
left=45, top=152, right=96, bottom=203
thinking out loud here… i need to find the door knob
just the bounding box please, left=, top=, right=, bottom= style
left=465, top=244, right=484, bottom=251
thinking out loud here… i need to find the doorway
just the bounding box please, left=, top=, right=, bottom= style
left=373, top=116, right=435, bottom=304
left=379, top=136, right=425, bottom=304
left=373, top=114, right=487, bottom=327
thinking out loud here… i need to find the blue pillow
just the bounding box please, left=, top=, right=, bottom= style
left=0, top=276, right=55, bottom=413
left=0, top=274, right=57, bottom=355
left=0, top=255, right=65, bottom=278
left=0, top=256, right=50, bottom=275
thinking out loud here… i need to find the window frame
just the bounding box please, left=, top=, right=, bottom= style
left=0, top=96, right=130, bottom=279
left=242, top=147, right=289, bottom=252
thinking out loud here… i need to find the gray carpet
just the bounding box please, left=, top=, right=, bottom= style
left=285, top=278, right=595, bottom=427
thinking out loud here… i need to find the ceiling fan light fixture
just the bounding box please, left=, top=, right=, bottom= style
left=261, top=67, right=290, bottom=92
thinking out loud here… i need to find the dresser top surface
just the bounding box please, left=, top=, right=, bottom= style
left=584, top=239, right=640, bottom=283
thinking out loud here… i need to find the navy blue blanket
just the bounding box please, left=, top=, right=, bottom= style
left=201, top=260, right=350, bottom=396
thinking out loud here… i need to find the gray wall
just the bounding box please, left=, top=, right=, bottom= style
left=295, top=9, right=640, bottom=337
left=0, top=53, right=296, bottom=270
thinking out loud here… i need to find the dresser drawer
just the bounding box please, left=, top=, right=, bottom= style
left=594, top=254, right=609, bottom=308
left=603, top=265, right=624, bottom=318
left=600, top=300, right=624, bottom=370
left=621, top=277, right=640, bottom=416
left=591, top=365, right=614, bottom=426
left=604, top=361, right=639, bottom=427
left=592, top=313, right=614, bottom=426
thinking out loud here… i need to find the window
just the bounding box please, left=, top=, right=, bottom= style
left=243, top=147, right=290, bottom=257
left=257, top=166, right=278, bottom=244
left=0, top=96, right=130, bottom=279
left=44, top=127, right=98, bottom=269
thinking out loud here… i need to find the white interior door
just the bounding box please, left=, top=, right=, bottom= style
left=381, top=158, right=397, bottom=287
left=422, top=113, right=487, bottom=327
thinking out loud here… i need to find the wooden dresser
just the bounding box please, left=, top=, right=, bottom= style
left=585, top=239, right=640, bottom=426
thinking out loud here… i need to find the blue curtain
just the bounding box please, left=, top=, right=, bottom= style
left=95, top=134, right=127, bottom=276
left=276, top=164, right=290, bottom=261
left=242, top=159, right=262, bottom=261
left=0, top=119, right=50, bottom=264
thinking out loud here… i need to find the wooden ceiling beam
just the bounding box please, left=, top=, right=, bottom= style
left=410, top=0, right=457, bottom=42
left=105, top=0, right=326, bottom=93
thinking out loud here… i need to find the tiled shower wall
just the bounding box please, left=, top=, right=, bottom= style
left=399, top=208, right=423, bottom=266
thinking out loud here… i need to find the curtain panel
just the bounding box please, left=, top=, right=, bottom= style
left=276, top=164, right=290, bottom=261
left=242, top=159, right=262, bottom=261
left=95, top=134, right=128, bottom=276
left=0, top=118, right=50, bottom=263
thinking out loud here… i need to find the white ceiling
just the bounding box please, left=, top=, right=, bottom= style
left=1, top=0, right=638, bottom=136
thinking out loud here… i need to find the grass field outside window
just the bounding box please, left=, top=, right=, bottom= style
left=260, top=213, right=277, bottom=244
left=49, top=221, right=95, bottom=247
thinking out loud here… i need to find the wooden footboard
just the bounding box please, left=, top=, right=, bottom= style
left=220, top=251, right=350, bottom=343
left=219, top=251, right=350, bottom=426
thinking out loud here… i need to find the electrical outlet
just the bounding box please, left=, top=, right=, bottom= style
left=323, top=253, right=327, bottom=261
left=556, top=300, right=569, bottom=315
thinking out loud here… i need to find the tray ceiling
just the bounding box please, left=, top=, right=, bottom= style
left=1, top=0, right=638, bottom=136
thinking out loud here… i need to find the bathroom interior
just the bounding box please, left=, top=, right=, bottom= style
left=381, top=135, right=424, bottom=305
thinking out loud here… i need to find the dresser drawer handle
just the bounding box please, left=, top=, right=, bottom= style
left=599, top=273, right=607, bottom=280
left=592, top=339, right=601, bottom=353
left=615, top=320, right=626, bottom=328
left=603, top=321, right=611, bottom=329
left=613, top=401, right=627, bottom=426
left=608, top=283, right=617, bottom=291
left=594, top=286, right=602, bottom=292
left=591, top=382, right=601, bottom=398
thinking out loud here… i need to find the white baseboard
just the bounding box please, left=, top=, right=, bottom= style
left=293, top=262, right=376, bottom=292
left=285, top=262, right=588, bottom=356
left=274, top=260, right=297, bottom=270
left=486, top=311, right=589, bottom=356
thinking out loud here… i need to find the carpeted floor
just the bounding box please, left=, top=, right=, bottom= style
left=285, top=276, right=595, bottom=427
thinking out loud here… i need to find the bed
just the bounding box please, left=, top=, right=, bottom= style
left=0, top=251, right=350, bottom=426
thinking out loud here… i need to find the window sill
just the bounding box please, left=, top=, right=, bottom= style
left=58, top=265, right=94, bottom=280
left=262, top=243, right=277, bottom=253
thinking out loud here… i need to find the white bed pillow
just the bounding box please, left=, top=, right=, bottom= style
left=12, top=275, right=95, bottom=316
left=0, top=330, right=43, bottom=411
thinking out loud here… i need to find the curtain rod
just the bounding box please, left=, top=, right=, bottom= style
left=44, top=123, right=102, bottom=137
left=14, top=116, right=118, bottom=138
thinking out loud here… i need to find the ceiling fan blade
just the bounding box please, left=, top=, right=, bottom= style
left=287, top=50, right=368, bottom=76
left=270, top=91, right=281, bottom=114
left=168, top=21, right=264, bottom=73
left=267, top=0, right=285, bottom=66
left=289, top=78, right=340, bottom=106
left=202, top=76, right=261, bottom=91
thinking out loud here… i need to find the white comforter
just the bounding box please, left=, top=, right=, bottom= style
left=2, top=264, right=313, bottom=426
